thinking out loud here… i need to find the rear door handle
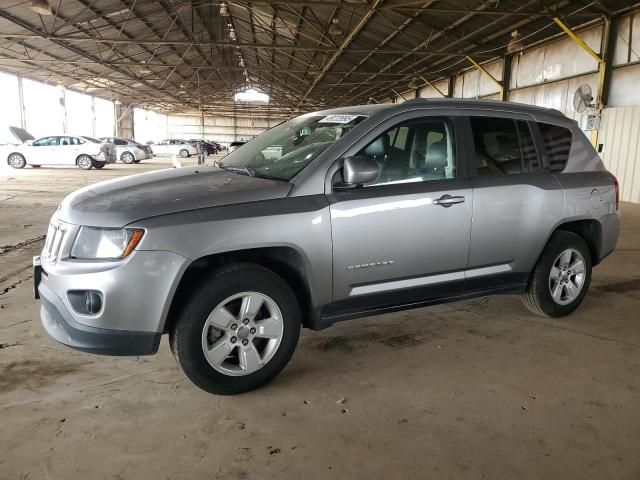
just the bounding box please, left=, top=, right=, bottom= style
left=433, top=194, right=465, bottom=208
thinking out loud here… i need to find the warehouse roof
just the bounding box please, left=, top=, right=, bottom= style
left=0, top=1, right=635, bottom=115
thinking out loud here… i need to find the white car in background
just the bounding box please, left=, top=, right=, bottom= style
left=6, top=127, right=116, bottom=170
left=100, top=137, right=153, bottom=163
left=152, top=139, right=198, bottom=158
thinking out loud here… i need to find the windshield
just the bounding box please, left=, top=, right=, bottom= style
left=220, top=113, right=366, bottom=181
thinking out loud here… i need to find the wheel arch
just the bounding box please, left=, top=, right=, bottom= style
left=537, top=219, right=603, bottom=268
left=163, top=246, right=314, bottom=334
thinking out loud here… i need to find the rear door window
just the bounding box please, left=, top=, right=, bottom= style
left=470, top=117, right=523, bottom=175
left=538, top=122, right=572, bottom=171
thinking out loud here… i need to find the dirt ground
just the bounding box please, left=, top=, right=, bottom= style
left=1, top=157, right=639, bottom=480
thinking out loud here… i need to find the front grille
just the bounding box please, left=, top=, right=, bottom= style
left=43, top=222, right=68, bottom=262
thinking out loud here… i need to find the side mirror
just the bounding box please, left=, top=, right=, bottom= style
left=340, top=156, right=380, bottom=187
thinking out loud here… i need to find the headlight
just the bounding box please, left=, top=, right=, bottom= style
left=71, top=227, right=144, bottom=260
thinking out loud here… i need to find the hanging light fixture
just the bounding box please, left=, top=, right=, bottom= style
left=219, top=2, right=230, bottom=17
left=328, top=18, right=342, bottom=36
left=30, top=0, right=53, bottom=15
left=139, top=61, right=151, bottom=74
left=507, top=30, right=525, bottom=54
left=229, top=26, right=237, bottom=41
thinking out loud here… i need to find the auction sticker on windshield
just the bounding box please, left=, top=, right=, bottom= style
left=318, top=114, right=362, bottom=124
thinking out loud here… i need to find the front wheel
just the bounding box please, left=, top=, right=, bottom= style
left=8, top=153, right=26, bottom=169
left=179, top=149, right=189, bottom=158
left=121, top=152, right=135, bottom=164
left=523, top=231, right=592, bottom=318
left=77, top=155, right=93, bottom=170
left=170, top=263, right=301, bottom=395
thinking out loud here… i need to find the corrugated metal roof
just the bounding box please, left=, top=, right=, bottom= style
left=0, top=0, right=635, bottom=115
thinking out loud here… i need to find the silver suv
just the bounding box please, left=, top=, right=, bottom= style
left=35, top=99, right=620, bottom=395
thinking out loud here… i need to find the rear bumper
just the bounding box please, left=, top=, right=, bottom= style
left=39, top=281, right=161, bottom=356
left=598, top=212, right=620, bottom=263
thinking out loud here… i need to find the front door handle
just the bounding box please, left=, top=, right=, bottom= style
left=433, top=194, right=465, bottom=208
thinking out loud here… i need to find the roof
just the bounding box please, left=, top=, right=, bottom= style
left=0, top=1, right=636, bottom=116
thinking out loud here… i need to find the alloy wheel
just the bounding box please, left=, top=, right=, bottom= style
left=201, top=292, right=284, bottom=376
left=548, top=248, right=586, bottom=305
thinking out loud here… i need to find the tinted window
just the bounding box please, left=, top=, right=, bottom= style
left=538, top=122, right=572, bottom=171
left=114, top=139, right=127, bottom=146
left=517, top=121, right=540, bottom=172
left=357, top=117, right=456, bottom=186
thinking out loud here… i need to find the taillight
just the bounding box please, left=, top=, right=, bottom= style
left=612, top=173, right=620, bottom=211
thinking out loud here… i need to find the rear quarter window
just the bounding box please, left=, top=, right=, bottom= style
left=538, top=123, right=572, bottom=171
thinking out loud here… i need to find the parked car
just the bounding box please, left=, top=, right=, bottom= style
left=152, top=139, right=198, bottom=157
left=228, top=141, right=246, bottom=152
left=35, top=99, right=619, bottom=395
left=188, top=139, right=218, bottom=156
left=100, top=137, right=153, bottom=163
left=7, top=127, right=116, bottom=170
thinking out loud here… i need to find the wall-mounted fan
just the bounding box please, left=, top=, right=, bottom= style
left=573, top=84, right=594, bottom=113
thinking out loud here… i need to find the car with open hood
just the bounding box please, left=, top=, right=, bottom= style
left=6, top=126, right=116, bottom=169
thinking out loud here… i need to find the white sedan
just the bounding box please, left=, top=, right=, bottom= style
left=6, top=128, right=116, bottom=170
left=152, top=139, right=198, bottom=157
left=100, top=137, right=153, bottom=163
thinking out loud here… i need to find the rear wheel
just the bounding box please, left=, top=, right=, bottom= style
left=121, top=152, right=135, bottom=164
left=179, top=149, right=189, bottom=158
left=170, top=263, right=301, bottom=395
left=8, top=153, right=26, bottom=169
left=77, top=155, right=93, bottom=170
left=523, top=231, right=592, bottom=318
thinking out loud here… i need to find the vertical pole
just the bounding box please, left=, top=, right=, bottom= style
left=17, top=75, right=26, bottom=129
left=447, top=75, right=455, bottom=98
left=501, top=54, right=512, bottom=102
left=61, top=89, right=67, bottom=135
left=91, top=96, right=96, bottom=137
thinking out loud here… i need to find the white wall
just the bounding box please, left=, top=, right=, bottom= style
left=166, top=113, right=286, bottom=147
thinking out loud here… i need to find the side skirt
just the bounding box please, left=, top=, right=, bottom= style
left=308, top=282, right=527, bottom=331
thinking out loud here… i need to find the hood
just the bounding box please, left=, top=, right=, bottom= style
left=9, top=126, right=35, bottom=144
left=58, top=165, right=292, bottom=227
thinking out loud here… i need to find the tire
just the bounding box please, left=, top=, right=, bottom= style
left=179, top=149, right=189, bottom=158
left=77, top=155, right=93, bottom=170
left=8, top=153, right=26, bottom=169
left=523, top=231, right=592, bottom=318
left=121, top=152, right=135, bottom=164
left=93, top=162, right=105, bottom=169
left=170, top=263, right=301, bottom=395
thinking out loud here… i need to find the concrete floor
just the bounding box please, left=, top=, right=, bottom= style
left=1, top=158, right=639, bottom=480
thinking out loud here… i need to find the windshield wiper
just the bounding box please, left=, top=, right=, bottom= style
left=219, top=164, right=255, bottom=177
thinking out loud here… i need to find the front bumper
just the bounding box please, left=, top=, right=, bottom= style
left=39, top=281, right=161, bottom=356
left=36, top=240, right=190, bottom=355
